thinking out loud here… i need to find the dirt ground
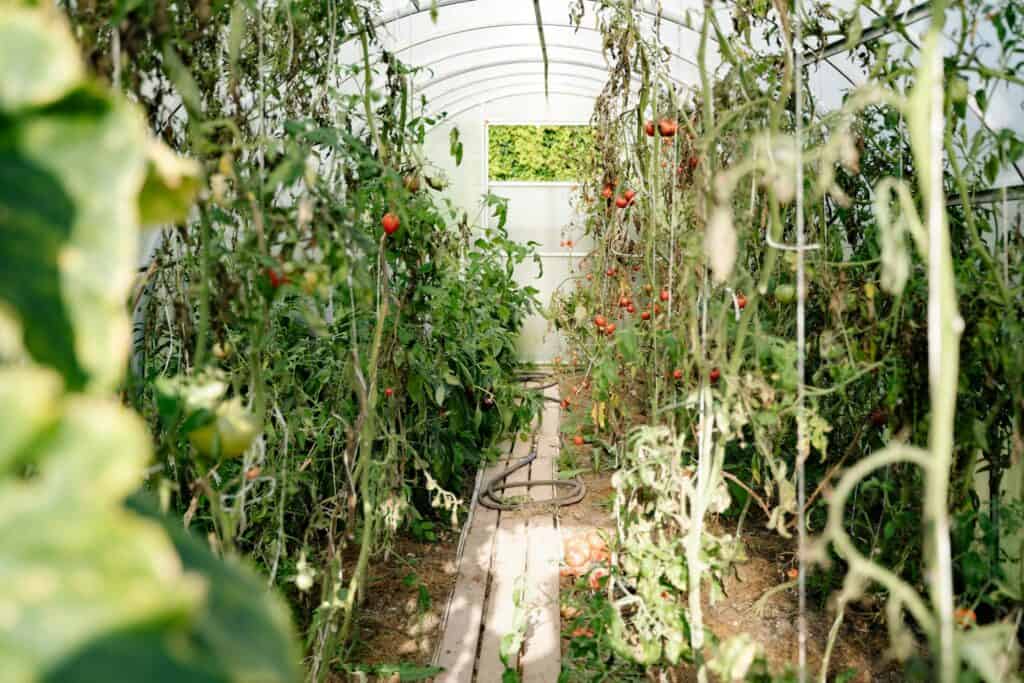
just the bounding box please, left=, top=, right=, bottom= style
left=349, top=531, right=461, bottom=678
left=558, top=469, right=902, bottom=682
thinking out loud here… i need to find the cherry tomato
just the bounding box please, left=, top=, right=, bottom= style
left=870, top=407, right=888, bottom=427
left=573, top=435, right=584, bottom=446
left=615, top=195, right=629, bottom=209
left=381, top=212, right=400, bottom=235
left=588, top=566, right=609, bottom=591
left=644, top=120, right=656, bottom=137
left=736, top=293, right=747, bottom=309
left=709, top=368, right=721, bottom=384
left=659, top=289, right=670, bottom=302
left=594, top=314, right=607, bottom=328
left=658, top=118, right=678, bottom=137
left=266, top=268, right=287, bottom=288
left=673, top=369, right=683, bottom=380
left=641, top=310, right=651, bottom=321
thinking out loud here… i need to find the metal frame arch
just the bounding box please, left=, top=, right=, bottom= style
left=415, top=41, right=699, bottom=72
left=441, top=86, right=600, bottom=115
left=427, top=70, right=609, bottom=105
left=389, top=22, right=700, bottom=69
left=429, top=88, right=601, bottom=127
left=374, top=0, right=712, bottom=41
left=416, top=58, right=691, bottom=92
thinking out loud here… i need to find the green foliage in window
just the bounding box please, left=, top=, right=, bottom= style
left=488, top=125, right=593, bottom=181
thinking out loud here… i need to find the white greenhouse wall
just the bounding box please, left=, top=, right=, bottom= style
left=424, top=94, right=593, bottom=364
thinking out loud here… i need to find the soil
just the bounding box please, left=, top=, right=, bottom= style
left=557, top=469, right=902, bottom=682
left=345, top=371, right=901, bottom=682
left=345, top=530, right=461, bottom=680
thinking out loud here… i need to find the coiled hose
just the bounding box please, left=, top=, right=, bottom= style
left=477, top=431, right=586, bottom=511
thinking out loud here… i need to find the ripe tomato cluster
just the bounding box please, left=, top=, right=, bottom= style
left=645, top=118, right=678, bottom=138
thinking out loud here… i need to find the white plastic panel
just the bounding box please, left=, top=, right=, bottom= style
left=479, top=107, right=593, bottom=363
left=489, top=183, right=581, bottom=251
left=484, top=93, right=595, bottom=124
left=513, top=255, right=574, bottom=364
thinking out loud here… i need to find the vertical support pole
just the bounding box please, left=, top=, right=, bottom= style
left=793, top=1, right=808, bottom=680
left=920, top=21, right=957, bottom=681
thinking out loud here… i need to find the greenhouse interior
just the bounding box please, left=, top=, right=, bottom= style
left=4, top=0, right=1024, bottom=681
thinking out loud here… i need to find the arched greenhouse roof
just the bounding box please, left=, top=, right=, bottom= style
left=353, top=0, right=1022, bottom=191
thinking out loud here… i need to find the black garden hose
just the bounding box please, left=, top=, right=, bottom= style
left=477, top=432, right=586, bottom=511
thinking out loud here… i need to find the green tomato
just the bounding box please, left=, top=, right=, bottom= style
left=949, top=77, right=969, bottom=103
left=774, top=283, right=796, bottom=303
left=188, top=398, right=260, bottom=458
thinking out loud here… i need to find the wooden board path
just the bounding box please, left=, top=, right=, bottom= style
left=433, top=386, right=563, bottom=682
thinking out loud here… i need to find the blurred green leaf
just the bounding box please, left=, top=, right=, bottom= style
left=0, top=397, right=203, bottom=683
left=0, top=6, right=83, bottom=113
left=0, top=367, right=62, bottom=475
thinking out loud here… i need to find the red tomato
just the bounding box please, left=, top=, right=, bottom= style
left=601, top=184, right=614, bottom=199
left=659, top=289, right=670, bottom=302
left=565, top=239, right=574, bottom=247
left=641, top=310, right=651, bottom=321
left=736, top=293, right=747, bottom=309
left=689, top=155, right=700, bottom=170
left=594, top=314, right=607, bottom=328
left=645, top=120, right=656, bottom=137
left=573, top=435, right=584, bottom=446
left=624, top=189, right=636, bottom=201
left=619, top=296, right=629, bottom=307
left=626, top=303, right=636, bottom=314
left=588, top=566, right=609, bottom=591
left=870, top=407, right=888, bottom=427
left=955, top=607, right=977, bottom=627
left=605, top=323, right=616, bottom=335
left=709, top=368, right=721, bottom=384
left=561, top=398, right=570, bottom=410
left=615, top=195, right=629, bottom=209
left=673, top=369, right=683, bottom=380
left=381, top=212, right=400, bottom=235
left=606, top=268, right=616, bottom=277
left=658, top=118, right=678, bottom=137
left=266, top=268, right=287, bottom=288
left=384, top=387, right=393, bottom=398
left=245, top=465, right=261, bottom=480
left=787, top=567, right=799, bottom=580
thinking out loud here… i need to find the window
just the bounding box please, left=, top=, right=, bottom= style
left=487, top=124, right=592, bottom=181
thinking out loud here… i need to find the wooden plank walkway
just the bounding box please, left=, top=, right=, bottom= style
left=434, top=386, right=563, bottom=682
